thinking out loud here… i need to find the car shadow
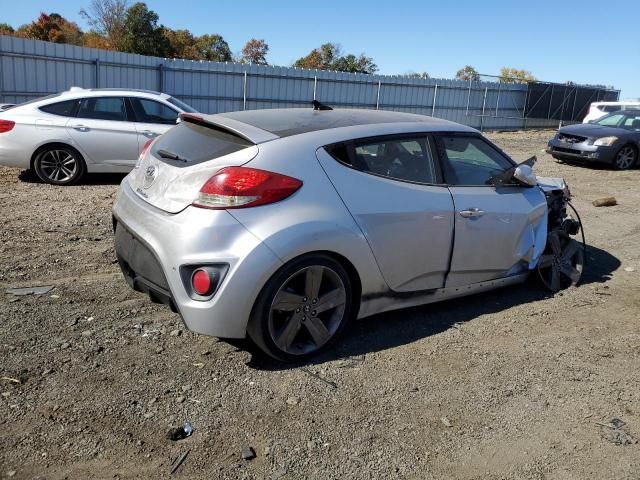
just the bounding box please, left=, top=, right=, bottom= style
left=245, top=243, right=619, bottom=371
left=18, top=170, right=127, bottom=185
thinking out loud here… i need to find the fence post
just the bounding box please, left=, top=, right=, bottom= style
left=495, top=83, right=501, bottom=117
left=480, top=87, right=487, bottom=131
left=158, top=63, right=164, bottom=92
left=376, top=80, right=381, bottom=110
left=547, top=84, right=554, bottom=119
left=431, top=83, right=438, bottom=117
left=523, top=84, right=530, bottom=130
left=313, top=76, right=317, bottom=101
left=0, top=53, right=4, bottom=102
left=243, top=71, right=247, bottom=110
left=94, top=58, right=100, bottom=88
left=465, top=78, right=472, bottom=117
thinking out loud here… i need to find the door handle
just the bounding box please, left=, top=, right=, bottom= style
left=72, top=125, right=90, bottom=132
left=142, top=130, right=159, bottom=138
left=459, top=208, right=485, bottom=218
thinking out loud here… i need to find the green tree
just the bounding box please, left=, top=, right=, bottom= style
left=241, top=38, right=269, bottom=65
left=195, top=34, right=232, bottom=61
left=499, top=67, right=536, bottom=84
left=120, top=2, right=170, bottom=56
left=80, top=0, right=128, bottom=50
left=164, top=28, right=199, bottom=59
left=406, top=71, right=430, bottom=79
left=294, top=42, right=377, bottom=74
left=455, top=65, right=480, bottom=82
left=0, top=23, right=15, bottom=35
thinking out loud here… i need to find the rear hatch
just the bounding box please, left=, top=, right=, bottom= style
left=129, top=116, right=261, bottom=213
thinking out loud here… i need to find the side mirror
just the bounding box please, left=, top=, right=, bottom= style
left=513, top=164, right=537, bottom=187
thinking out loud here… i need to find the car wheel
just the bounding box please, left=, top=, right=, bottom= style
left=34, top=146, right=85, bottom=185
left=537, top=230, right=584, bottom=292
left=247, top=254, right=354, bottom=362
left=612, top=145, right=637, bottom=170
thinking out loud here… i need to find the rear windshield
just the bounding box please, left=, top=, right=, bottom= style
left=151, top=120, right=253, bottom=167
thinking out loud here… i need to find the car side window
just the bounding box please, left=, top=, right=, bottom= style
left=39, top=99, right=79, bottom=117
left=77, top=97, right=127, bottom=122
left=328, top=136, right=437, bottom=184
left=437, top=135, right=514, bottom=186
left=623, top=115, right=640, bottom=130
left=130, top=98, right=179, bottom=124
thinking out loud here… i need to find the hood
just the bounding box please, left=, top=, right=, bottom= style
left=559, top=123, right=630, bottom=138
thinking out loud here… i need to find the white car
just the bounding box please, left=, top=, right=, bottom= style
left=583, top=100, right=640, bottom=123
left=0, top=88, right=197, bottom=185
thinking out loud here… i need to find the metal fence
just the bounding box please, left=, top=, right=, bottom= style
left=0, top=36, right=619, bottom=131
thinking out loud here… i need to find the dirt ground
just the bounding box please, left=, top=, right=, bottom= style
left=1, top=129, right=639, bottom=480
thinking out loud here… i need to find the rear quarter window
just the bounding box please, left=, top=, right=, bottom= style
left=39, top=99, right=79, bottom=117
left=151, top=121, right=253, bottom=167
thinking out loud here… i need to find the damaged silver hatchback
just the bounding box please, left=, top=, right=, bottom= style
left=113, top=108, right=583, bottom=362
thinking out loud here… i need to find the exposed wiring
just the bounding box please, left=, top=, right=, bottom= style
left=567, top=201, right=587, bottom=266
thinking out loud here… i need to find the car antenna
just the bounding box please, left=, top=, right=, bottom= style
left=312, top=100, right=333, bottom=111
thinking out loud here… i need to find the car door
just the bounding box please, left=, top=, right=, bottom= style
left=66, top=96, right=139, bottom=169
left=434, top=133, right=547, bottom=288
left=128, top=97, right=179, bottom=147
left=318, top=134, right=454, bottom=292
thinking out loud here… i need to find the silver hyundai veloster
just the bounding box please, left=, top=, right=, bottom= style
left=113, top=107, right=583, bottom=361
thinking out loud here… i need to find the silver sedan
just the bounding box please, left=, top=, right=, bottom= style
left=113, top=108, right=584, bottom=362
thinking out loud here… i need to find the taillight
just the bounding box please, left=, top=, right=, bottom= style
left=193, top=167, right=303, bottom=209
left=0, top=120, right=15, bottom=133
left=139, top=138, right=154, bottom=160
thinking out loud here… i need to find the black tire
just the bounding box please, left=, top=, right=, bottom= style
left=247, top=254, right=354, bottom=363
left=33, top=145, right=86, bottom=185
left=612, top=144, right=637, bottom=170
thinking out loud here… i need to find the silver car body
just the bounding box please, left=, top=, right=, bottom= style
left=0, top=88, right=195, bottom=173
left=113, top=109, right=548, bottom=339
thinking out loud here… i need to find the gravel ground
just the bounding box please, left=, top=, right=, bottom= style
left=1, top=129, right=639, bottom=479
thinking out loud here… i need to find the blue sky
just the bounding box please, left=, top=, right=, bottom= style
left=3, top=0, right=639, bottom=98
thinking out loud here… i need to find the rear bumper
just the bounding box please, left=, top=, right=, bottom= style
left=546, top=139, right=616, bottom=164
left=112, top=178, right=283, bottom=338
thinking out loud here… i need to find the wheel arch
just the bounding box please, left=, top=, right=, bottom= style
left=30, top=142, right=86, bottom=170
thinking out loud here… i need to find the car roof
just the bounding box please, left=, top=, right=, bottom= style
left=58, top=87, right=170, bottom=100
left=215, top=108, right=474, bottom=139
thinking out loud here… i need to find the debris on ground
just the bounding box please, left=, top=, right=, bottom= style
left=241, top=446, right=256, bottom=460
left=169, top=449, right=190, bottom=475
left=592, top=197, right=617, bottom=207
left=624, top=266, right=636, bottom=272
left=597, top=418, right=637, bottom=445
left=441, top=417, right=452, bottom=427
left=166, top=422, right=193, bottom=442
left=0, top=376, right=21, bottom=384
left=5, top=286, right=53, bottom=296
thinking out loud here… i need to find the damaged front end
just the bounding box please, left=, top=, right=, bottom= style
left=536, top=177, right=585, bottom=291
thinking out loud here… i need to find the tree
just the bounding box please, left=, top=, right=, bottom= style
left=294, top=42, right=377, bottom=74
left=241, top=38, right=269, bottom=65
left=499, top=67, right=536, bottom=84
left=82, top=30, right=111, bottom=49
left=195, top=34, right=232, bottom=62
left=120, top=2, right=170, bottom=56
left=15, top=12, right=83, bottom=45
left=80, top=0, right=128, bottom=50
left=406, top=71, right=430, bottom=79
left=164, top=28, right=199, bottom=59
left=456, top=65, right=480, bottom=82
left=0, top=23, right=15, bottom=35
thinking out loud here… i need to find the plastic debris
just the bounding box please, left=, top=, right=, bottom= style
left=241, top=446, right=256, bottom=460
left=5, top=286, right=53, bottom=296
left=167, top=421, right=194, bottom=441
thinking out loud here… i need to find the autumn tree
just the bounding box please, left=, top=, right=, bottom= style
left=80, top=0, right=128, bottom=50
left=0, top=23, right=14, bottom=35
left=120, top=2, right=170, bottom=56
left=294, top=43, right=377, bottom=74
left=455, top=65, right=480, bottom=82
left=15, top=13, right=83, bottom=45
left=164, top=28, right=199, bottom=59
left=241, top=38, right=269, bottom=65
left=196, top=34, right=232, bottom=61
left=499, top=67, right=536, bottom=84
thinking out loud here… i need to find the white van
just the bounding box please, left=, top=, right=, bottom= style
left=583, top=101, right=640, bottom=123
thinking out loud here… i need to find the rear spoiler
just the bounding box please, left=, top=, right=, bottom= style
left=179, top=113, right=278, bottom=144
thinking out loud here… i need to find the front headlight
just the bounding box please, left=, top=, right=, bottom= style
left=594, top=136, right=618, bottom=146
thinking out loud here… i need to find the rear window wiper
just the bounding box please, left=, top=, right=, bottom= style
left=157, top=149, right=188, bottom=162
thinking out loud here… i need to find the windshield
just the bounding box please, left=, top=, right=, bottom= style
left=167, top=96, right=197, bottom=113
left=595, top=110, right=640, bottom=130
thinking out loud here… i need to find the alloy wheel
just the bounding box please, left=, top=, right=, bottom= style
left=268, top=265, right=347, bottom=355
left=537, top=230, right=584, bottom=292
left=38, top=149, right=78, bottom=183
left=614, top=146, right=636, bottom=170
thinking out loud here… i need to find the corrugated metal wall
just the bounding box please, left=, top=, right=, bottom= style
left=0, top=36, right=618, bottom=131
